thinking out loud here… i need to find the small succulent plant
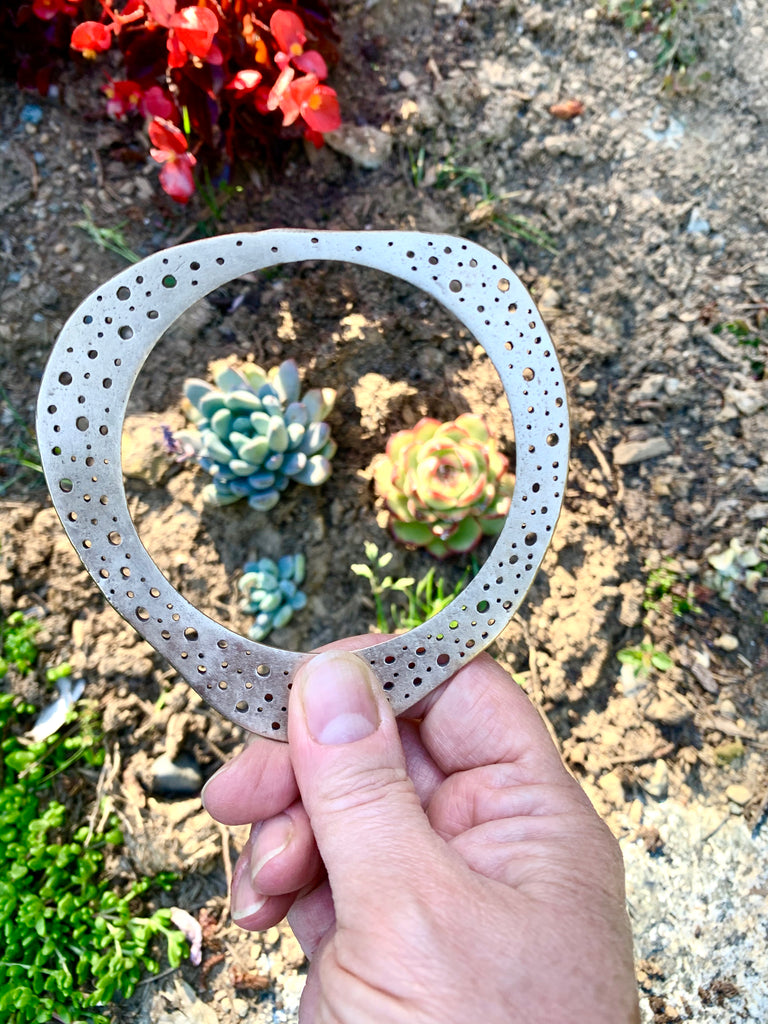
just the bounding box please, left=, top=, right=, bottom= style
left=176, top=359, right=337, bottom=511
left=704, top=528, right=768, bottom=606
left=372, top=414, right=515, bottom=559
left=238, top=554, right=308, bottom=641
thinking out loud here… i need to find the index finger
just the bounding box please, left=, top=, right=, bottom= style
left=405, top=653, right=568, bottom=783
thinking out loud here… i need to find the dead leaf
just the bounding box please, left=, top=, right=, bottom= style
left=549, top=99, right=585, bottom=120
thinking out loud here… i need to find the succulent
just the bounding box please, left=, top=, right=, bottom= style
left=372, top=414, right=515, bottom=559
left=238, top=554, right=308, bottom=641
left=176, top=359, right=337, bottom=511
left=704, top=528, right=768, bottom=606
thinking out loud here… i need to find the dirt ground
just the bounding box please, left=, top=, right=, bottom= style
left=1, top=0, right=767, bottom=1021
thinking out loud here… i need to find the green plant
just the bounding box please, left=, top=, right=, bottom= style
left=351, top=542, right=472, bottom=633
left=643, top=558, right=702, bottom=616
left=713, top=320, right=766, bottom=380
left=373, top=414, right=514, bottom=559
left=617, top=643, right=673, bottom=677
left=177, top=358, right=337, bottom=512
left=0, top=694, right=186, bottom=1023
left=435, top=160, right=557, bottom=253
left=0, top=389, right=43, bottom=496
left=75, top=206, right=140, bottom=264
left=238, top=554, right=308, bottom=641
left=0, top=611, right=41, bottom=678
left=608, top=0, right=706, bottom=69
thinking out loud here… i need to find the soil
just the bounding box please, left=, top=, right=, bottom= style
left=1, top=0, right=767, bottom=1021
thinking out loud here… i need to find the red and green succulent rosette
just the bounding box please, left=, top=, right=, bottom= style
left=373, top=414, right=515, bottom=559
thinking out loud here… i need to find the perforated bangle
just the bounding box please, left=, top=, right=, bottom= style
left=36, top=230, right=568, bottom=740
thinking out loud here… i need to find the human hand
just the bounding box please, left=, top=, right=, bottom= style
left=203, top=639, right=640, bottom=1023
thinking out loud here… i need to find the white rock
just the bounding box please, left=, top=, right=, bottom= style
left=686, top=207, right=710, bottom=234
left=723, top=386, right=766, bottom=417
left=613, top=437, right=672, bottom=465
left=324, top=125, right=393, bottom=169
left=714, top=633, right=739, bottom=651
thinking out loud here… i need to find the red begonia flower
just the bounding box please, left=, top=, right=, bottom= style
left=224, top=69, right=263, bottom=94
left=270, top=10, right=306, bottom=57
left=267, top=65, right=298, bottom=123
left=148, top=118, right=196, bottom=204
left=148, top=118, right=189, bottom=159
left=169, top=6, right=218, bottom=57
left=103, top=79, right=143, bottom=119
left=293, top=49, right=328, bottom=78
left=289, top=74, right=341, bottom=133
left=158, top=156, right=196, bottom=204
left=141, top=86, right=177, bottom=122
left=71, top=21, right=113, bottom=58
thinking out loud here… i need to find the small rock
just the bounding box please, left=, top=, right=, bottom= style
left=598, top=769, right=625, bottom=807
left=398, top=70, right=418, bottom=89
left=325, top=125, right=393, bottom=169
left=577, top=379, right=599, bottom=397
left=542, top=134, right=591, bottom=158
left=754, top=471, right=768, bottom=494
left=723, top=386, right=766, bottom=417
left=151, top=752, right=203, bottom=796
left=645, top=694, right=693, bottom=727
left=436, top=0, right=463, bottom=12
left=640, top=759, right=669, bottom=800
left=613, top=437, right=672, bottom=466
left=628, top=798, right=644, bottom=825
left=538, top=286, right=562, bottom=309
left=686, top=207, right=710, bottom=234
left=714, top=633, right=739, bottom=652
left=725, top=784, right=752, bottom=807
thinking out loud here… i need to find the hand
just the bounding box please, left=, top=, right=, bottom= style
left=203, top=638, right=640, bottom=1023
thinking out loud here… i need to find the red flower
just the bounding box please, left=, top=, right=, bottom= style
left=167, top=6, right=220, bottom=69
left=148, top=118, right=196, bottom=204
left=71, top=21, right=113, bottom=58
left=103, top=78, right=143, bottom=119
left=33, top=0, right=79, bottom=21
left=267, top=69, right=340, bottom=133
left=141, top=86, right=177, bottom=122
left=224, top=69, right=263, bottom=95
left=269, top=9, right=328, bottom=79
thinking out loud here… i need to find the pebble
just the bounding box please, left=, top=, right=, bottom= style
left=714, top=633, right=739, bottom=651
left=725, top=784, right=752, bottom=807
left=324, top=125, right=393, bottom=169
left=613, top=436, right=672, bottom=465
left=398, top=70, right=418, bottom=89
left=597, top=769, right=625, bottom=807
left=645, top=694, right=693, bottom=727
left=686, top=206, right=710, bottom=234
left=723, top=385, right=766, bottom=417
left=640, top=758, right=669, bottom=800
left=150, top=752, right=203, bottom=796
left=577, top=379, right=598, bottom=397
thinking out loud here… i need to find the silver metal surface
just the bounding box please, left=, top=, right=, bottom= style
left=36, top=230, right=569, bottom=740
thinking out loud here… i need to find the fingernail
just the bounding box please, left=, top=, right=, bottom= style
left=298, top=651, right=380, bottom=745
left=232, top=863, right=267, bottom=923
left=250, top=812, right=293, bottom=882
left=200, top=759, right=235, bottom=810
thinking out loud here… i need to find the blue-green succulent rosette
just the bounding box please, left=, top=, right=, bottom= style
left=176, top=359, right=337, bottom=512
left=238, top=554, right=308, bottom=641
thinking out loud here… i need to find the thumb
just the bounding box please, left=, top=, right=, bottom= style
left=288, top=650, right=440, bottom=916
